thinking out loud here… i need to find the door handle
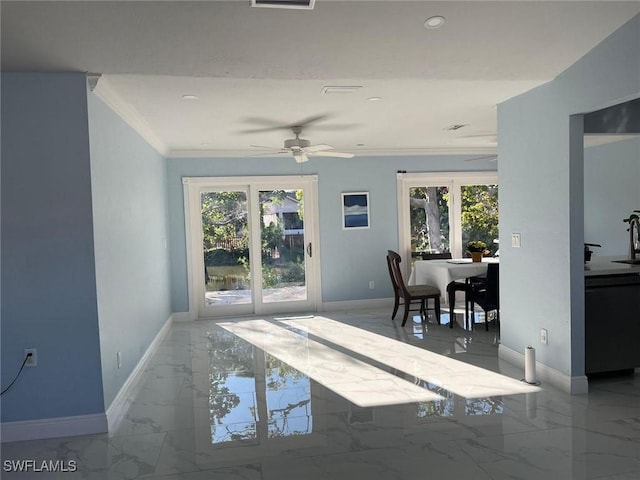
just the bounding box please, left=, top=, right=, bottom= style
left=307, top=242, right=312, bottom=257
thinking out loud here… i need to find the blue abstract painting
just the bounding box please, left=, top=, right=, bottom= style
left=342, top=193, right=370, bottom=229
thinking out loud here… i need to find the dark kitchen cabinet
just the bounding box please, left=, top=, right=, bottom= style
left=585, top=273, right=640, bottom=375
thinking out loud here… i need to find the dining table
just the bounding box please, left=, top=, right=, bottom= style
left=408, top=257, right=499, bottom=306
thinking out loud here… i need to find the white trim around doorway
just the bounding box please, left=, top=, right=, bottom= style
left=182, top=175, right=322, bottom=320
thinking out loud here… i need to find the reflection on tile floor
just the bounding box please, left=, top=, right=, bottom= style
left=2, top=309, right=639, bottom=479
left=218, top=318, right=443, bottom=406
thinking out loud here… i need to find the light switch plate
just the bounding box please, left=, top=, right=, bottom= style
left=512, top=233, right=522, bottom=248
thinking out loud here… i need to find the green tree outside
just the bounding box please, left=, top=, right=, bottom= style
left=461, top=185, right=499, bottom=255
left=409, top=184, right=498, bottom=256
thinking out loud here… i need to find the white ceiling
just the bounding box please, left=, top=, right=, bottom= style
left=3, top=1, right=640, bottom=158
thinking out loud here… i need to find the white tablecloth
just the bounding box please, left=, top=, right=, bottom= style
left=408, top=258, right=499, bottom=305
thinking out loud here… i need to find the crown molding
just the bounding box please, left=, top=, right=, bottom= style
left=87, top=72, right=101, bottom=92
left=90, top=76, right=168, bottom=156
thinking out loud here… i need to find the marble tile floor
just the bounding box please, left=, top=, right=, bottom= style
left=2, top=308, right=639, bottom=479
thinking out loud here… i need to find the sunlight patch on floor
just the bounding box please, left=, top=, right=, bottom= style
left=280, top=316, right=541, bottom=398
left=219, top=319, right=444, bottom=407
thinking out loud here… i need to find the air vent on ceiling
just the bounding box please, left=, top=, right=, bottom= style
left=321, top=86, right=363, bottom=95
left=252, top=0, right=315, bottom=10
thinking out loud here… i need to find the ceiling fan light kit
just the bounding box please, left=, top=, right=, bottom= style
left=284, top=137, right=310, bottom=150
left=249, top=125, right=354, bottom=163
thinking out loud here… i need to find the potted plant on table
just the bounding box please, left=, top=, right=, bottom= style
left=467, top=240, right=489, bottom=262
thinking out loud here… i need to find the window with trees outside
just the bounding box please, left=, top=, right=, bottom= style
left=397, top=172, right=498, bottom=263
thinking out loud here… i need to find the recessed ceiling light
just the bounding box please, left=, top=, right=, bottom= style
left=367, top=97, right=382, bottom=102
left=181, top=94, right=199, bottom=100
left=424, top=15, right=445, bottom=29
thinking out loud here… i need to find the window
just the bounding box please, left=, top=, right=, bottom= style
left=397, top=172, right=498, bottom=261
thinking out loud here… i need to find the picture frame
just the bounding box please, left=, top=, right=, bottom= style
left=341, top=192, right=370, bottom=229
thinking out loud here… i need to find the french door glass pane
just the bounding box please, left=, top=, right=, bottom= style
left=409, top=186, right=450, bottom=256
left=201, top=191, right=251, bottom=305
left=259, top=189, right=307, bottom=303
left=460, top=184, right=499, bottom=257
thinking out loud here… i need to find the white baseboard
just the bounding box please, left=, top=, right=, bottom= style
left=105, top=314, right=174, bottom=432
left=170, top=311, right=192, bottom=323
left=1, top=413, right=107, bottom=443
left=1, top=315, right=176, bottom=443
left=321, top=298, right=393, bottom=312
left=498, top=344, right=589, bottom=394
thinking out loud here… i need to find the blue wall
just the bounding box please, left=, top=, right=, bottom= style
left=1, top=73, right=104, bottom=421
left=167, top=156, right=495, bottom=312
left=584, top=137, right=640, bottom=256
left=87, top=92, right=172, bottom=408
left=498, top=14, right=639, bottom=383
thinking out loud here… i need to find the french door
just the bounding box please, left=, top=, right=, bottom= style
left=184, top=176, right=320, bottom=318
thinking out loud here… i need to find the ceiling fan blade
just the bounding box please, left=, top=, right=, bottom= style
left=247, top=151, right=289, bottom=157
left=310, top=151, right=354, bottom=158
left=239, top=126, right=285, bottom=134
left=304, top=144, right=334, bottom=153
left=304, top=123, right=362, bottom=132
left=243, top=117, right=285, bottom=127
left=293, top=152, right=309, bottom=163
left=250, top=144, right=284, bottom=150
left=464, top=154, right=498, bottom=162
left=239, top=114, right=333, bottom=134
left=289, top=114, right=331, bottom=129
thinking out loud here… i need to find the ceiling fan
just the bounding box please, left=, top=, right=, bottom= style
left=239, top=114, right=359, bottom=134
left=250, top=126, right=354, bottom=163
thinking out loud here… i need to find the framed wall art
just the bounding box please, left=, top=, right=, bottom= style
left=342, top=192, right=370, bottom=229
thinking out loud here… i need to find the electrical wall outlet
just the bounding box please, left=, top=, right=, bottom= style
left=25, top=348, right=37, bottom=367
left=369, top=281, right=375, bottom=289
left=540, top=328, right=548, bottom=345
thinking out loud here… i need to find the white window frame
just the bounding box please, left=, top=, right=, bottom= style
left=396, top=171, right=498, bottom=268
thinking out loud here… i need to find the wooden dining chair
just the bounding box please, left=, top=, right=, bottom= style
left=443, top=258, right=491, bottom=330
left=446, top=283, right=466, bottom=329
left=468, top=263, right=500, bottom=330
left=386, top=250, right=442, bottom=326
left=418, top=252, right=467, bottom=328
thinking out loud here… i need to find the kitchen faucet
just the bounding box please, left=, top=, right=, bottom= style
left=624, top=210, right=640, bottom=260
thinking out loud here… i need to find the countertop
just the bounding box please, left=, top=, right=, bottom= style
left=584, top=255, right=640, bottom=276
